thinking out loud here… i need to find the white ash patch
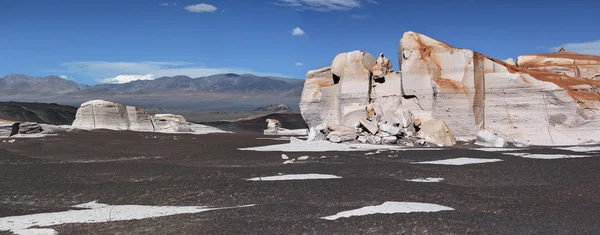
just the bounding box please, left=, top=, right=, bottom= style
left=321, top=201, right=454, bottom=220
left=238, top=140, right=406, bottom=152
left=504, top=153, right=594, bottom=159
left=247, top=174, right=342, bottom=181
left=474, top=148, right=521, bottom=152
left=557, top=146, right=600, bottom=153
left=0, top=201, right=254, bottom=235
left=406, top=178, right=444, bottom=183
left=412, top=157, right=503, bottom=166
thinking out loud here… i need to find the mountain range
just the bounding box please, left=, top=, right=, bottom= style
left=0, top=74, right=304, bottom=111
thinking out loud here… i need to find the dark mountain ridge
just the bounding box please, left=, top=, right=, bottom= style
left=0, top=73, right=304, bottom=111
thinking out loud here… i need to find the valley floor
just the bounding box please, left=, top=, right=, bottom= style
left=1, top=130, right=600, bottom=234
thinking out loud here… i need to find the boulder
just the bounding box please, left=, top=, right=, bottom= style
left=382, top=136, right=398, bottom=144
left=17, top=123, right=43, bottom=134
left=475, top=130, right=507, bottom=148
left=327, top=130, right=357, bottom=143
left=379, top=123, right=400, bottom=136
left=152, top=114, right=191, bottom=133
left=266, top=119, right=282, bottom=130
left=307, top=123, right=327, bottom=141
left=416, top=120, right=456, bottom=146
left=359, top=119, right=379, bottom=134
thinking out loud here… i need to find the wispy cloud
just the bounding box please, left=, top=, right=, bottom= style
left=550, top=40, right=600, bottom=56
left=184, top=3, right=217, bottom=13
left=59, top=61, right=291, bottom=84
left=159, top=3, right=169, bottom=6
left=295, top=62, right=304, bottom=66
left=274, top=0, right=376, bottom=11
left=350, top=14, right=370, bottom=19
left=292, top=27, right=305, bottom=36
left=99, top=74, right=155, bottom=84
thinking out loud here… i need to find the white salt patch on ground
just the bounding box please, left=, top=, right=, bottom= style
left=239, top=141, right=413, bottom=152
left=0, top=201, right=253, bottom=235
left=321, top=202, right=454, bottom=220
left=283, top=159, right=295, bottom=164
left=257, top=137, right=291, bottom=141
left=297, top=156, right=309, bottom=161
left=557, top=146, right=600, bottom=152
left=406, top=178, right=444, bottom=183
left=474, top=148, right=520, bottom=152
left=504, top=153, right=593, bottom=159
left=413, top=157, right=503, bottom=166
left=247, top=174, right=342, bottom=181
left=281, top=154, right=289, bottom=160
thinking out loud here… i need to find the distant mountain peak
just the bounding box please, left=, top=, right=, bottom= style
left=254, top=104, right=293, bottom=112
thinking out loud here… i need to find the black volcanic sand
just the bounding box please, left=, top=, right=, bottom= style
left=1, top=130, right=600, bottom=234
left=204, top=113, right=307, bottom=133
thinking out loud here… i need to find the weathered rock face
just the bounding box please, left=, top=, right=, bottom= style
left=300, top=49, right=455, bottom=146
left=152, top=114, right=191, bottom=133
left=72, top=100, right=154, bottom=131
left=299, top=31, right=600, bottom=147
left=517, top=52, right=600, bottom=79
left=0, top=121, right=44, bottom=137
left=72, top=100, right=227, bottom=134
left=400, top=31, right=600, bottom=146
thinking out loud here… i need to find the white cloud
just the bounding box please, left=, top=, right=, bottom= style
left=184, top=3, right=217, bottom=13
left=295, top=62, right=304, bottom=66
left=159, top=3, right=169, bottom=6
left=292, top=27, right=305, bottom=36
left=60, top=61, right=291, bottom=84
left=98, top=74, right=155, bottom=84
left=274, top=0, right=376, bottom=11
left=551, top=40, right=600, bottom=55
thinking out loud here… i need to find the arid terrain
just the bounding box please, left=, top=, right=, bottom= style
left=1, top=129, right=600, bottom=234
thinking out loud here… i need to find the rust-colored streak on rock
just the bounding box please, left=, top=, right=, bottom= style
left=433, top=77, right=464, bottom=90
left=305, top=79, right=334, bottom=98
left=472, top=53, right=485, bottom=129
left=489, top=54, right=600, bottom=104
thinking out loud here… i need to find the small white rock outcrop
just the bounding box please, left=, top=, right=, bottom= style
left=72, top=100, right=227, bottom=134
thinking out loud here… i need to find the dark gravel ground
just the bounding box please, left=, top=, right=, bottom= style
left=1, top=130, right=599, bottom=235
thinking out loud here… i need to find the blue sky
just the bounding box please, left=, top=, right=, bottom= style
left=1, top=0, right=599, bottom=84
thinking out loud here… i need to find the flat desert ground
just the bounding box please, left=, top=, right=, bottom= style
left=1, top=129, right=600, bottom=234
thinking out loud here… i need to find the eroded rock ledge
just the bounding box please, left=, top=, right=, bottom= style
left=71, top=100, right=228, bottom=134
left=300, top=31, right=600, bottom=146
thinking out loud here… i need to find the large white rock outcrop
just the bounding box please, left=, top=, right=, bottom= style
left=72, top=100, right=227, bottom=134
left=399, top=31, right=600, bottom=146
left=299, top=31, right=600, bottom=147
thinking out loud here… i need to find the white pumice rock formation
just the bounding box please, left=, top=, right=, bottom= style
left=299, top=31, right=600, bottom=147
left=72, top=100, right=227, bottom=134
left=0, top=121, right=45, bottom=138
left=263, top=118, right=308, bottom=136
left=399, top=31, right=600, bottom=146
